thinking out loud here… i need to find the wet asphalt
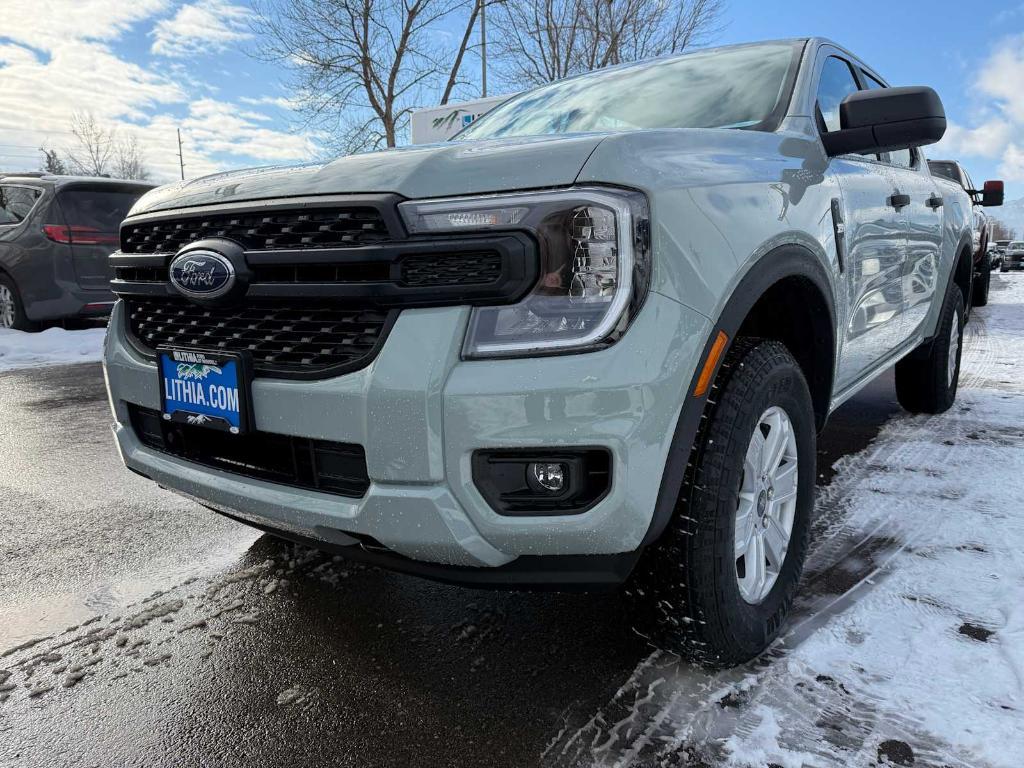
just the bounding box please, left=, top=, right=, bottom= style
left=0, top=358, right=900, bottom=768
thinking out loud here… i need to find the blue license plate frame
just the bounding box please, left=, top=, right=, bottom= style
left=157, top=346, right=252, bottom=434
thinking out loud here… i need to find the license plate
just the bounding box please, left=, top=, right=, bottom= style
left=158, top=347, right=251, bottom=434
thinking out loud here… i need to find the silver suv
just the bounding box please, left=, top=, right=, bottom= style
left=104, top=39, right=975, bottom=666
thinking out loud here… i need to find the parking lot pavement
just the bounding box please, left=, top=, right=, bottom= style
left=1, top=277, right=1020, bottom=768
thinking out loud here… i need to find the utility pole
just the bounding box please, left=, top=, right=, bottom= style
left=176, top=128, right=185, bottom=180
left=480, top=0, right=487, bottom=98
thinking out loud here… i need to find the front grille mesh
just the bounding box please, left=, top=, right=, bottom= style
left=127, top=298, right=390, bottom=374
left=130, top=405, right=370, bottom=498
left=121, top=208, right=390, bottom=254
left=400, top=252, right=503, bottom=286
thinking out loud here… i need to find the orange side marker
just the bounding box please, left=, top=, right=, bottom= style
left=693, top=330, right=729, bottom=397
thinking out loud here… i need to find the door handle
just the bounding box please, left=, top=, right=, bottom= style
left=926, top=194, right=944, bottom=209
left=887, top=193, right=911, bottom=210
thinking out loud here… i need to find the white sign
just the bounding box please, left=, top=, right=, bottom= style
left=409, top=95, right=511, bottom=145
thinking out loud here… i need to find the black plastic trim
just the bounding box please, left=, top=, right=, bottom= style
left=472, top=447, right=612, bottom=516
left=210, top=508, right=640, bottom=590
left=111, top=234, right=538, bottom=309
left=120, top=193, right=408, bottom=243
left=122, top=300, right=400, bottom=381
left=642, top=244, right=837, bottom=547
left=130, top=404, right=370, bottom=497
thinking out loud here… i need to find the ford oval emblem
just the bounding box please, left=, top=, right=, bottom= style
left=169, top=249, right=235, bottom=300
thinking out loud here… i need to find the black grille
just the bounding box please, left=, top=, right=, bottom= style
left=121, top=208, right=390, bottom=254
left=400, top=252, right=503, bottom=286
left=127, top=298, right=392, bottom=376
left=130, top=405, right=369, bottom=498
left=113, top=252, right=504, bottom=287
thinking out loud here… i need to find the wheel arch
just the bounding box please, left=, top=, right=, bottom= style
left=951, top=238, right=974, bottom=319
left=643, top=243, right=837, bottom=546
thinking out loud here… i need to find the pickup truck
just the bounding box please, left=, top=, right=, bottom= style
left=104, top=38, right=982, bottom=667
left=927, top=159, right=1004, bottom=306
left=1004, top=240, right=1024, bottom=271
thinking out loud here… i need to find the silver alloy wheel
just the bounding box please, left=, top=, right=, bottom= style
left=0, top=284, right=15, bottom=329
left=735, top=406, right=799, bottom=604
left=947, top=310, right=960, bottom=388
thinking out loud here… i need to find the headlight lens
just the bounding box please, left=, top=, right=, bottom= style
left=398, top=188, right=649, bottom=358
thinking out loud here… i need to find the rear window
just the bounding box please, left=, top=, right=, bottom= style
left=928, top=161, right=961, bottom=185
left=57, top=187, right=148, bottom=232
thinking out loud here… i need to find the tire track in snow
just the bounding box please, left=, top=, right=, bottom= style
left=544, top=280, right=1016, bottom=768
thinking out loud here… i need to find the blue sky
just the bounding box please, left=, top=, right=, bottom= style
left=1, top=0, right=1022, bottom=200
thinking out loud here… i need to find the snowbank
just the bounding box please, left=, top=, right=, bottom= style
left=0, top=327, right=107, bottom=371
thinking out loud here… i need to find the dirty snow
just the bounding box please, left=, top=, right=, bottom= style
left=0, top=327, right=106, bottom=371
left=546, top=274, right=1024, bottom=768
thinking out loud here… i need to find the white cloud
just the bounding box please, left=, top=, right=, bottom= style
left=0, top=0, right=318, bottom=183
left=935, top=34, right=1024, bottom=182
left=1, top=0, right=169, bottom=52
left=1000, top=144, right=1024, bottom=182
left=240, top=95, right=300, bottom=111
left=934, top=119, right=1013, bottom=160
left=976, top=34, right=1024, bottom=124
left=151, top=0, right=252, bottom=58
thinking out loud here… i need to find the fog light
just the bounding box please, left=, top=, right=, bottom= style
left=529, top=462, right=566, bottom=493
left=471, top=449, right=611, bottom=516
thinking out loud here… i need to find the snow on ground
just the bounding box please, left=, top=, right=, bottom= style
left=546, top=274, right=1024, bottom=768
left=0, top=327, right=106, bottom=371
left=719, top=273, right=1024, bottom=767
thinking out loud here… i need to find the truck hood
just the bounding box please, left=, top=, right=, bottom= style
left=128, top=134, right=610, bottom=216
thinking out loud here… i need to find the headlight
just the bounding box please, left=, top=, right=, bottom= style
left=398, top=188, right=650, bottom=358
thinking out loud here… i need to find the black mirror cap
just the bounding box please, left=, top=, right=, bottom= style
left=981, top=180, right=1004, bottom=207
left=822, top=86, right=946, bottom=157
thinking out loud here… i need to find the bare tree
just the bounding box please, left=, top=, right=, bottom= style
left=38, top=147, right=67, bottom=175
left=251, top=0, right=482, bottom=154
left=113, top=134, right=151, bottom=181
left=991, top=219, right=1017, bottom=241
left=64, top=112, right=151, bottom=180
left=65, top=111, right=116, bottom=177
left=492, top=0, right=724, bottom=88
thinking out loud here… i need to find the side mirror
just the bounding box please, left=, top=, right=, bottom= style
left=979, top=180, right=1004, bottom=207
left=822, top=86, right=946, bottom=157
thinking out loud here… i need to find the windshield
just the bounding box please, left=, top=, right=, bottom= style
left=1011, top=242, right=1024, bottom=250
left=457, top=42, right=801, bottom=141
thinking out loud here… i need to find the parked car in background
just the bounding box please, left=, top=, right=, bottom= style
left=0, top=175, right=154, bottom=330
left=987, top=241, right=1002, bottom=271
left=1003, top=241, right=1024, bottom=272
left=106, top=38, right=975, bottom=667
left=927, top=159, right=1003, bottom=307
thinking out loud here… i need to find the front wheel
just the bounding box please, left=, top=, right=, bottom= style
left=632, top=339, right=815, bottom=667
left=895, top=284, right=964, bottom=414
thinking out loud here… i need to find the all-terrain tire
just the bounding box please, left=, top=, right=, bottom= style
left=972, top=255, right=991, bottom=307
left=894, top=282, right=964, bottom=414
left=631, top=339, right=816, bottom=668
left=0, top=274, right=34, bottom=331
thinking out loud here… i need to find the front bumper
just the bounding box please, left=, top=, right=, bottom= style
left=104, top=292, right=708, bottom=572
